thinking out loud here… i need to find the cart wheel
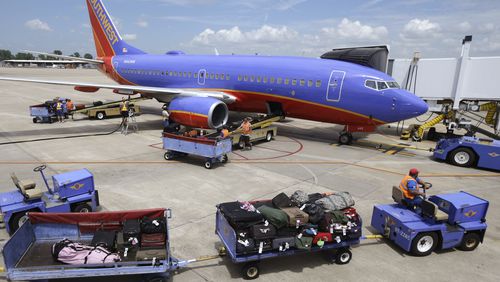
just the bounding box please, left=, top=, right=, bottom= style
left=32, top=117, right=37, bottom=123
left=265, top=131, right=273, bottom=142
left=72, top=203, right=92, bottom=213
left=242, top=262, right=260, bottom=280
left=335, top=248, right=352, bottom=265
left=48, top=118, right=53, bottom=124
left=96, top=111, right=106, bottom=120
left=221, top=154, right=228, bottom=163
left=164, top=151, right=173, bottom=161
left=146, top=275, right=166, bottom=282
left=204, top=161, right=212, bottom=169
left=218, top=246, right=227, bottom=256
left=9, top=211, right=29, bottom=234
left=458, top=232, right=481, bottom=251
left=411, top=232, right=438, bottom=256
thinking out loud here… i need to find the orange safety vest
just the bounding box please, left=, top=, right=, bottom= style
left=399, top=175, right=417, bottom=200
left=221, top=129, right=229, bottom=138
left=66, top=101, right=73, bottom=110
left=56, top=102, right=62, bottom=110
left=241, top=122, right=252, bottom=135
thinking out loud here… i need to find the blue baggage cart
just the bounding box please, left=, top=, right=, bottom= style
left=1, top=208, right=185, bottom=282
left=30, top=103, right=56, bottom=123
left=162, top=132, right=232, bottom=169
left=215, top=204, right=361, bottom=279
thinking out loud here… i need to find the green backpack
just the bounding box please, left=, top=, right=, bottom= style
left=257, top=206, right=289, bottom=229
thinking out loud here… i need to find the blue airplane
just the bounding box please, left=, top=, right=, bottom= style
left=0, top=0, right=428, bottom=144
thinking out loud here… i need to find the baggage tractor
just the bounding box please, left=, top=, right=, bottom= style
left=91, top=230, right=117, bottom=251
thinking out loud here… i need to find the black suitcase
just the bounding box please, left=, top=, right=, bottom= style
left=236, top=238, right=256, bottom=254
left=91, top=230, right=117, bottom=251
left=272, top=193, right=294, bottom=208
left=123, top=219, right=141, bottom=245
left=276, top=227, right=299, bottom=237
left=251, top=224, right=276, bottom=239
left=255, top=239, right=273, bottom=254
left=272, top=237, right=296, bottom=251
left=218, top=202, right=264, bottom=229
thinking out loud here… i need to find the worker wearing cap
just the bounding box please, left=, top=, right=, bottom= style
left=399, top=168, right=430, bottom=208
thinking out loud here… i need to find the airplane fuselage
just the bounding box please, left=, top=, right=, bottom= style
left=102, top=53, right=427, bottom=129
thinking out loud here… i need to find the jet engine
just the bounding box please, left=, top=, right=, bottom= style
left=168, top=97, right=229, bottom=129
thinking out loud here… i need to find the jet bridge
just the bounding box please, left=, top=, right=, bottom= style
left=388, top=36, right=500, bottom=140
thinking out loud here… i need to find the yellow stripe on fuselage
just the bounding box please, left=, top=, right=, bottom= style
left=169, top=110, right=208, bottom=119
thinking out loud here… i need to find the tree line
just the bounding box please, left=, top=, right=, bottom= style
left=0, top=49, right=94, bottom=61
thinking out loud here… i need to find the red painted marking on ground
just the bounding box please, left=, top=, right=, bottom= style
left=231, top=150, right=249, bottom=160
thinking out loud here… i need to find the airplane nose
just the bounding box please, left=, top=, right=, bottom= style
left=396, top=91, right=429, bottom=119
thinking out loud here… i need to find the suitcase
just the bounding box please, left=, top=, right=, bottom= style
left=136, top=248, right=166, bottom=261
left=272, top=237, right=295, bottom=251
left=123, top=219, right=141, bottom=245
left=141, top=233, right=166, bottom=248
left=251, top=224, right=276, bottom=239
left=255, top=239, right=273, bottom=254
left=219, top=202, right=264, bottom=229
left=281, top=207, right=309, bottom=227
left=272, top=193, right=294, bottom=208
left=312, top=232, right=333, bottom=244
left=303, top=203, right=324, bottom=224
left=141, top=217, right=166, bottom=234
left=91, top=230, right=117, bottom=251
left=276, top=227, right=299, bottom=237
left=236, top=238, right=256, bottom=254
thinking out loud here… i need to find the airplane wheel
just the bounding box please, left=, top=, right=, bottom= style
left=458, top=232, right=480, bottom=251
left=449, top=147, right=476, bottom=167
left=338, top=132, right=352, bottom=145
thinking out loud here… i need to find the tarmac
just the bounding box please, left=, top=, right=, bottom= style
left=0, top=68, right=499, bottom=282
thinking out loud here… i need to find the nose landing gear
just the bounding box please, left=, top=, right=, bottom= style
left=338, top=131, right=353, bottom=145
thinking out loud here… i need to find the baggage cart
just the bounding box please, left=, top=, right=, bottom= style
left=2, top=208, right=182, bottom=282
left=30, top=103, right=56, bottom=123
left=162, top=132, right=232, bottom=169
left=215, top=206, right=361, bottom=279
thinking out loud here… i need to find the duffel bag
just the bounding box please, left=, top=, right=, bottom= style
left=343, top=207, right=360, bottom=223
left=319, top=211, right=349, bottom=232
left=272, top=192, right=294, bottom=208
left=52, top=239, right=120, bottom=265
left=141, top=217, right=166, bottom=234
left=290, top=190, right=309, bottom=206
left=303, top=203, right=324, bottom=224
left=276, top=227, right=300, bottom=237
left=315, top=192, right=355, bottom=211
left=251, top=224, right=277, bottom=239
left=295, top=236, right=313, bottom=250
left=312, top=232, right=333, bottom=245
left=257, top=206, right=289, bottom=229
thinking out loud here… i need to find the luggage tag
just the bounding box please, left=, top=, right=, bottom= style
left=284, top=242, right=290, bottom=250
left=297, top=233, right=303, bottom=239
left=152, top=220, right=159, bottom=226
left=258, top=242, right=264, bottom=254
left=124, top=247, right=128, bottom=258
left=329, top=224, right=334, bottom=234
left=296, top=219, right=300, bottom=229
left=238, top=239, right=250, bottom=247
left=342, top=227, right=347, bottom=236
left=264, top=220, right=269, bottom=227
left=335, top=236, right=341, bottom=243
left=300, top=204, right=306, bottom=210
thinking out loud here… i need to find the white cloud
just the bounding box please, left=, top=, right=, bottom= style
left=336, top=18, right=388, bottom=40
left=159, top=0, right=217, bottom=6
left=25, top=19, right=52, bottom=31
left=123, top=34, right=137, bottom=41
left=192, top=25, right=297, bottom=46
left=81, top=23, right=91, bottom=29
left=401, top=18, right=440, bottom=39
left=457, top=21, right=471, bottom=32
left=137, top=20, right=149, bottom=28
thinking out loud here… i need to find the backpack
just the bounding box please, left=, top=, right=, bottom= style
left=52, top=239, right=121, bottom=265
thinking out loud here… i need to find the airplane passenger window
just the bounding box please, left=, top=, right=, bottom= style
left=250, top=76, right=255, bottom=82
left=270, top=77, right=275, bottom=83
left=285, top=78, right=290, bottom=85
left=377, top=81, right=388, bottom=90
left=183, top=72, right=187, bottom=77
left=210, top=73, right=215, bottom=79
left=387, top=81, right=400, bottom=88
left=277, top=78, right=282, bottom=84
left=188, top=72, right=191, bottom=78
left=174, top=71, right=178, bottom=76
left=300, top=79, right=305, bottom=86
left=221, top=74, right=225, bottom=80
left=263, top=77, right=268, bottom=83
left=316, top=80, right=321, bottom=87
left=244, top=75, right=248, bottom=81
left=308, top=80, right=313, bottom=87
left=257, top=76, right=261, bottom=83
left=216, top=74, right=219, bottom=79
left=292, top=79, right=297, bottom=86
left=365, top=80, right=376, bottom=89
left=170, top=71, right=173, bottom=76
left=194, top=73, right=198, bottom=78
left=238, top=75, right=242, bottom=81
left=226, top=75, right=230, bottom=80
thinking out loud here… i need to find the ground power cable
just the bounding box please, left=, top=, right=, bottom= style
left=0, top=120, right=124, bottom=146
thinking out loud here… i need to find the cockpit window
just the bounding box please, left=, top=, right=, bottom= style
left=365, top=80, right=377, bottom=90
left=377, top=81, right=388, bottom=90
left=387, top=81, right=400, bottom=89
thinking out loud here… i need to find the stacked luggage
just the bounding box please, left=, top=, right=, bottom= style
left=217, top=190, right=361, bottom=255
left=52, top=216, right=167, bottom=265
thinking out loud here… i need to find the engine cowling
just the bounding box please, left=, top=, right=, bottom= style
left=168, top=97, right=228, bottom=129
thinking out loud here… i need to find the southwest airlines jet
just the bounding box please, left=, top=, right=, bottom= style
left=0, top=0, right=428, bottom=144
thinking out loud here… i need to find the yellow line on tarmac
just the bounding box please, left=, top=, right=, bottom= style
left=0, top=160, right=498, bottom=177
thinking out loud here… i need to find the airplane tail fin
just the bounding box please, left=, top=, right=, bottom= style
left=85, top=0, right=146, bottom=57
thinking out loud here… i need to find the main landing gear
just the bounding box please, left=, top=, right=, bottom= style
left=338, top=131, right=353, bottom=145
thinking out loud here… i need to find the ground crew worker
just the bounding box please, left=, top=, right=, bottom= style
left=161, top=105, right=170, bottom=129
left=66, top=99, right=74, bottom=111
left=239, top=117, right=252, bottom=150
left=120, top=97, right=130, bottom=123
left=399, top=168, right=430, bottom=208
left=55, top=100, right=64, bottom=123
left=221, top=126, right=230, bottom=138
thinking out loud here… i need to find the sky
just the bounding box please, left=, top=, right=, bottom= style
left=1, top=0, right=499, bottom=59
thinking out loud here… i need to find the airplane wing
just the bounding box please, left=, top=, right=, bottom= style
left=0, top=76, right=237, bottom=103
